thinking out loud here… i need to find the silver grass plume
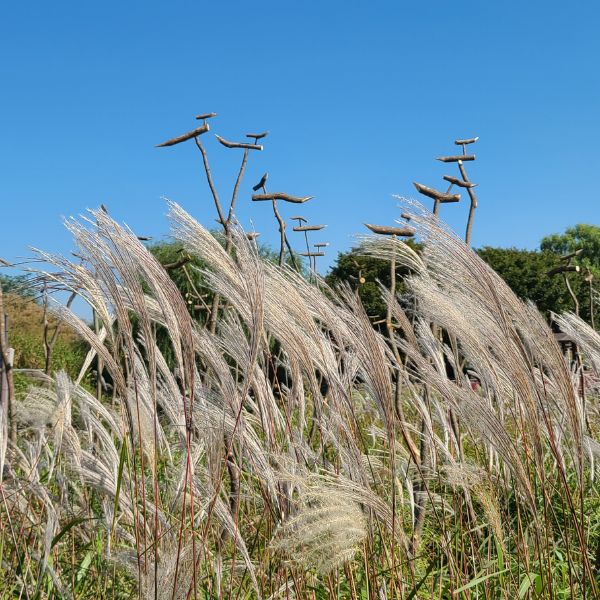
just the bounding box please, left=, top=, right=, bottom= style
left=270, top=471, right=367, bottom=575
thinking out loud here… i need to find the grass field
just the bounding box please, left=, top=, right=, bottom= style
left=1, top=200, right=599, bottom=599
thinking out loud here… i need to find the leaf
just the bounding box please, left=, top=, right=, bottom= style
left=110, top=436, right=128, bottom=537
left=453, top=569, right=508, bottom=595
left=519, top=572, right=541, bottom=598
left=50, top=516, right=96, bottom=550
left=406, top=556, right=437, bottom=600
left=76, top=550, right=93, bottom=583
left=495, top=538, right=505, bottom=571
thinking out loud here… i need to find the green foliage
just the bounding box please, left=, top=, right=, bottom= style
left=149, top=238, right=306, bottom=325
left=541, top=223, right=600, bottom=270
left=149, top=240, right=213, bottom=324
left=326, top=241, right=421, bottom=324
left=477, top=245, right=597, bottom=323
left=0, top=273, right=35, bottom=298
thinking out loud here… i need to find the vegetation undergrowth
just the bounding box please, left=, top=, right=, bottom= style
left=1, top=198, right=599, bottom=599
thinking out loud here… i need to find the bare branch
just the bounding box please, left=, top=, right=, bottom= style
left=156, top=123, right=210, bottom=147
left=252, top=193, right=313, bottom=204
left=457, top=160, right=478, bottom=246
left=227, top=148, right=250, bottom=222
left=454, top=137, right=479, bottom=145
left=195, top=112, right=217, bottom=120
left=547, top=265, right=581, bottom=277
left=436, top=155, right=475, bottom=163
left=194, top=137, right=227, bottom=228
left=442, top=175, right=477, bottom=189
left=561, top=249, right=583, bottom=262
left=413, top=182, right=460, bottom=203
left=364, top=223, right=415, bottom=237
left=215, top=135, right=263, bottom=151
left=292, top=225, right=326, bottom=232
left=163, top=257, right=192, bottom=271
left=246, top=132, right=268, bottom=140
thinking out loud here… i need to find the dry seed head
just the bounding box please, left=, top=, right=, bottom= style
left=270, top=475, right=367, bottom=575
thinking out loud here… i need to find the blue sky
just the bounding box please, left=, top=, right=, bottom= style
left=1, top=1, right=599, bottom=272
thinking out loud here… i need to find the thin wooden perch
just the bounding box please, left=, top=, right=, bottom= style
left=300, top=252, right=325, bottom=257
left=561, top=249, right=583, bottom=262
left=215, top=135, right=262, bottom=151
left=196, top=112, right=217, bottom=120
left=436, top=155, right=475, bottom=163
left=293, top=225, right=326, bottom=232
left=443, top=175, right=477, bottom=189
left=246, top=132, right=269, bottom=140
left=454, top=137, right=479, bottom=145
left=164, top=256, right=192, bottom=270
left=365, top=223, right=415, bottom=237
left=252, top=193, right=313, bottom=204
left=156, top=123, right=210, bottom=147
left=413, top=182, right=460, bottom=203
left=291, top=216, right=307, bottom=223
left=547, top=265, right=581, bottom=277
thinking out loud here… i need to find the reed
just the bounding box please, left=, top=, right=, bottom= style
left=0, top=195, right=598, bottom=599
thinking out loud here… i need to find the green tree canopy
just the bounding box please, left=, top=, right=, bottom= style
left=477, top=245, right=595, bottom=325
left=540, top=224, right=600, bottom=272
left=148, top=237, right=306, bottom=324
left=0, top=273, right=35, bottom=298
left=326, top=240, right=421, bottom=326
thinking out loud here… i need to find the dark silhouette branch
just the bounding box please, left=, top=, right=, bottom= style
left=163, top=257, right=192, bottom=271
left=245, top=132, right=268, bottom=140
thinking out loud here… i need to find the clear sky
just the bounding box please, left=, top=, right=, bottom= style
left=1, top=1, right=599, bottom=272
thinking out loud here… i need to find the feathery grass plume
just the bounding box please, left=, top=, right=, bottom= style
left=16, top=371, right=81, bottom=477
left=557, top=312, right=600, bottom=374
left=443, top=461, right=505, bottom=549
left=5, top=188, right=599, bottom=598
left=270, top=471, right=368, bottom=575
left=364, top=201, right=586, bottom=479
left=118, top=535, right=195, bottom=600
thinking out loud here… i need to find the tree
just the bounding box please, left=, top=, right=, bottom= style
left=149, top=238, right=305, bottom=323
left=477, top=246, right=594, bottom=323
left=0, top=274, right=35, bottom=299
left=326, top=241, right=421, bottom=326
left=541, top=224, right=600, bottom=272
